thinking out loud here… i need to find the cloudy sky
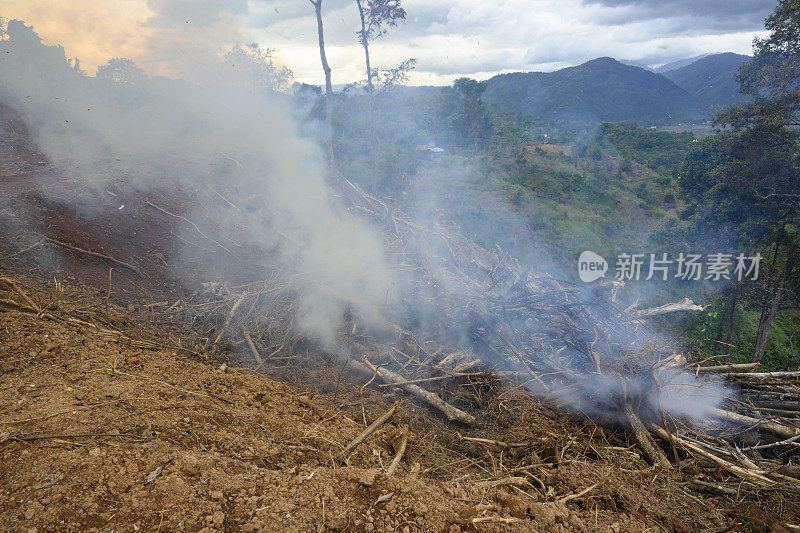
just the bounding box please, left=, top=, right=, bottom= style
left=0, top=0, right=775, bottom=85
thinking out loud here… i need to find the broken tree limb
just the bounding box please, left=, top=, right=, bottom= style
left=557, top=482, right=601, bottom=504
left=335, top=351, right=476, bottom=425
left=213, top=291, right=247, bottom=346
left=622, top=402, right=671, bottom=469
left=475, top=477, right=531, bottom=490
left=35, top=234, right=144, bottom=278
left=683, top=479, right=739, bottom=497
left=747, top=401, right=800, bottom=411
left=364, top=359, right=476, bottom=425
left=0, top=240, right=43, bottom=261
left=471, top=517, right=522, bottom=526
left=0, top=297, right=36, bottom=314
left=630, top=298, right=704, bottom=318
left=146, top=201, right=231, bottom=254
left=339, top=402, right=399, bottom=462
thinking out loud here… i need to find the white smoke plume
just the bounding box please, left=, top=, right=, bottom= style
left=0, top=18, right=396, bottom=348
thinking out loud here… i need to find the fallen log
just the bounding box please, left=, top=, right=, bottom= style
left=750, top=407, right=800, bottom=418
left=711, top=408, right=799, bottom=439
left=696, top=363, right=759, bottom=374
left=747, top=401, right=800, bottom=411
left=742, top=391, right=800, bottom=401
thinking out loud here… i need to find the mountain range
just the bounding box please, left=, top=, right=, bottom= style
left=482, top=53, right=750, bottom=125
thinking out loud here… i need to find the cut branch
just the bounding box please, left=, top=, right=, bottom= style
left=648, top=424, right=774, bottom=486
left=0, top=277, right=40, bottom=313
left=36, top=234, right=144, bottom=278
left=340, top=401, right=399, bottom=462
left=243, top=329, right=263, bottom=367
left=362, top=357, right=476, bottom=425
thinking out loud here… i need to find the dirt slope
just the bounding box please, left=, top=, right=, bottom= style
left=1, top=287, right=783, bottom=532
left=0, top=113, right=795, bottom=532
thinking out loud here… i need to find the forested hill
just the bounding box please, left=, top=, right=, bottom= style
left=483, top=57, right=701, bottom=124
left=661, top=52, right=751, bottom=110
left=482, top=56, right=746, bottom=125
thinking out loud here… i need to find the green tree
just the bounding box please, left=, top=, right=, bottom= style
left=444, top=78, right=492, bottom=154
left=681, top=0, right=800, bottom=364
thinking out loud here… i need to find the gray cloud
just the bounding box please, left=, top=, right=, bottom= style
left=586, top=0, right=774, bottom=17
left=146, top=0, right=249, bottom=28
left=244, top=0, right=774, bottom=84
left=585, top=0, right=775, bottom=32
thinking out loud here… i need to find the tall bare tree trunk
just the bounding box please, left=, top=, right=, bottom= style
left=754, top=251, right=796, bottom=363
left=311, top=0, right=335, bottom=169
left=356, top=0, right=373, bottom=93
left=356, top=0, right=379, bottom=180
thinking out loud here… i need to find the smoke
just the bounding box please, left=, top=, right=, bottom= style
left=0, top=18, right=396, bottom=348
left=398, top=156, right=731, bottom=426
left=0, top=16, right=730, bottom=426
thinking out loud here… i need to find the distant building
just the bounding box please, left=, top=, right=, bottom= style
left=415, top=139, right=445, bottom=162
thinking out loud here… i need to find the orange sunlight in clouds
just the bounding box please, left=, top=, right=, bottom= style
left=0, top=0, right=156, bottom=75
left=0, top=0, right=244, bottom=80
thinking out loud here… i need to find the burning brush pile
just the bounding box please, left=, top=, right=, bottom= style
left=167, top=176, right=800, bottom=494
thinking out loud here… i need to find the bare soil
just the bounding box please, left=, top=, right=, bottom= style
left=0, top=118, right=797, bottom=532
